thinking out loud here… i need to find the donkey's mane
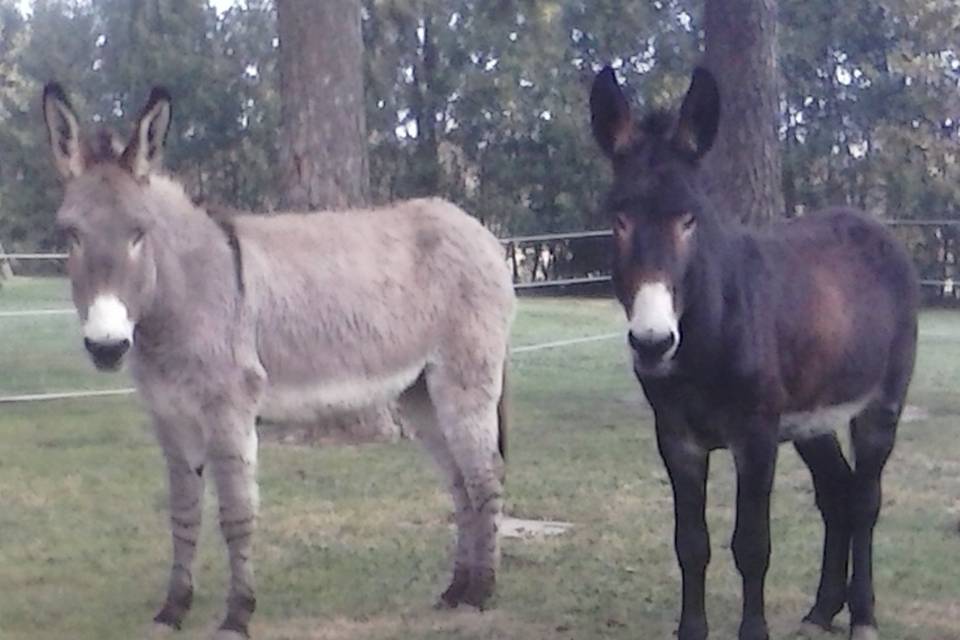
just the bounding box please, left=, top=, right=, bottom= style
left=84, top=128, right=123, bottom=165
left=637, top=110, right=675, bottom=138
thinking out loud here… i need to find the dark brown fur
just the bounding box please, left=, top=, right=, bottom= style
left=591, top=66, right=918, bottom=640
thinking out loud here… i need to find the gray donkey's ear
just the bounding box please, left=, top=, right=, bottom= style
left=42, top=82, right=86, bottom=180
left=120, top=87, right=172, bottom=178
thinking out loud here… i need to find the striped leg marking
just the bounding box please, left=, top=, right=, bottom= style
left=154, top=454, right=204, bottom=630
left=211, top=427, right=259, bottom=637
left=445, top=407, right=504, bottom=610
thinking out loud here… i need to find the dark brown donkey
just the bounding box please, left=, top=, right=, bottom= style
left=589, top=66, right=918, bottom=640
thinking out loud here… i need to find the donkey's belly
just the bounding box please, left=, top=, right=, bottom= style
left=258, top=361, right=424, bottom=422
left=778, top=394, right=874, bottom=441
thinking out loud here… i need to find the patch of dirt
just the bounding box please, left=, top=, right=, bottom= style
left=501, top=517, right=573, bottom=539
left=899, top=404, right=930, bottom=423
left=257, top=414, right=407, bottom=448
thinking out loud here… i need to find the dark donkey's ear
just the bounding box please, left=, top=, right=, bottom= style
left=674, top=67, right=720, bottom=160
left=42, top=82, right=86, bottom=180
left=590, top=66, right=634, bottom=157
left=120, top=86, right=172, bottom=179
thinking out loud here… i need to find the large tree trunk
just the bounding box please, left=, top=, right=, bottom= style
left=701, top=0, right=785, bottom=225
left=277, top=0, right=368, bottom=210
left=411, top=13, right=441, bottom=195
left=275, top=0, right=400, bottom=442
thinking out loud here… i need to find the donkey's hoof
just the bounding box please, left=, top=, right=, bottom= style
left=435, top=568, right=471, bottom=609
left=738, top=617, right=769, bottom=640
left=800, top=611, right=838, bottom=636
left=802, top=605, right=841, bottom=632
left=152, top=589, right=193, bottom=633
left=147, top=622, right=178, bottom=637
left=461, top=570, right=496, bottom=610
left=798, top=621, right=831, bottom=637
left=850, top=626, right=879, bottom=640
left=677, top=619, right=708, bottom=640
left=434, top=589, right=462, bottom=610
left=434, top=589, right=462, bottom=609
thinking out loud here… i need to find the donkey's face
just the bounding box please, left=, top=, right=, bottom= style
left=43, top=84, right=172, bottom=371
left=590, top=67, right=720, bottom=376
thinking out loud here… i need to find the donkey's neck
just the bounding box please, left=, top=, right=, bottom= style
left=678, top=220, right=743, bottom=362
left=680, top=218, right=783, bottom=401
left=134, top=176, right=239, bottom=350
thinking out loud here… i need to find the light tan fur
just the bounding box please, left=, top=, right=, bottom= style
left=43, top=84, right=515, bottom=639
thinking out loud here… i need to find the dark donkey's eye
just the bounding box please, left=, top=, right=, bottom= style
left=614, top=214, right=629, bottom=233
left=680, top=212, right=697, bottom=232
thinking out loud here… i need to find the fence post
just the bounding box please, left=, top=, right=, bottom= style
left=0, top=241, right=14, bottom=281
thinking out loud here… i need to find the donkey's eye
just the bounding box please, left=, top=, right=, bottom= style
left=613, top=213, right=632, bottom=236
left=680, top=213, right=697, bottom=232
left=63, top=227, right=82, bottom=251
left=131, top=228, right=146, bottom=248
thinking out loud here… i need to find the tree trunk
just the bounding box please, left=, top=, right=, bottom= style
left=412, top=13, right=441, bottom=195
left=276, top=0, right=400, bottom=443
left=701, top=0, right=785, bottom=225
left=277, top=0, right=368, bottom=210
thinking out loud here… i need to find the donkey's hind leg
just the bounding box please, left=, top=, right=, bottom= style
left=151, top=416, right=207, bottom=633
left=795, top=433, right=853, bottom=632
left=847, top=402, right=900, bottom=640
left=427, top=366, right=505, bottom=610
left=399, top=378, right=475, bottom=608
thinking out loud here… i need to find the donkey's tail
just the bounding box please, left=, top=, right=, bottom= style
left=497, top=361, right=509, bottom=463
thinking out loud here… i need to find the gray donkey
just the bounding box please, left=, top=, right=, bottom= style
left=42, top=83, right=515, bottom=639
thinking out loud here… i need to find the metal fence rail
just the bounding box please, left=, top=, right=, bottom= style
left=6, top=219, right=960, bottom=309
left=0, top=252, right=69, bottom=260
left=5, top=220, right=960, bottom=404
left=0, top=332, right=623, bottom=405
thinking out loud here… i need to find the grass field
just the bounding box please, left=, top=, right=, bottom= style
left=2, top=277, right=960, bottom=639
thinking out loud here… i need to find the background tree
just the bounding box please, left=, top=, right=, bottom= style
left=275, top=0, right=399, bottom=441
left=277, top=0, right=367, bottom=209
left=0, top=0, right=957, bottom=257
left=701, top=0, right=785, bottom=224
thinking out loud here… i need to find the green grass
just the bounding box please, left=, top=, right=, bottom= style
left=0, top=277, right=128, bottom=394
left=1, top=277, right=960, bottom=639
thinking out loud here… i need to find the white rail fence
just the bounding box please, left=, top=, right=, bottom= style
left=4, top=221, right=960, bottom=404
left=0, top=233, right=618, bottom=404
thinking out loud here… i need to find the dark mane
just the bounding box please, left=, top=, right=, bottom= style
left=194, top=196, right=246, bottom=296
left=637, top=110, right=675, bottom=138
left=84, top=127, right=122, bottom=164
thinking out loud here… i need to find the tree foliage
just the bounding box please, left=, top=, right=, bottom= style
left=0, top=0, right=957, bottom=250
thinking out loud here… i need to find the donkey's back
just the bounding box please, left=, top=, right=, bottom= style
left=237, top=197, right=514, bottom=420
left=751, top=207, right=918, bottom=415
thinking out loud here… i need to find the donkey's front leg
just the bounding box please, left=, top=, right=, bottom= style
left=655, top=418, right=711, bottom=640
left=209, top=422, right=259, bottom=639
left=730, top=416, right=778, bottom=640
left=152, top=419, right=207, bottom=633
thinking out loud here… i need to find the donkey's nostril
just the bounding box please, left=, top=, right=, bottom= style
left=84, top=337, right=131, bottom=370
left=628, top=330, right=677, bottom=361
